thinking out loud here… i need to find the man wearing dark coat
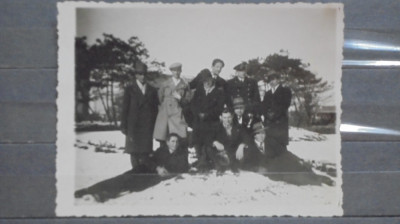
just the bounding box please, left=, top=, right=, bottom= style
left=190, top=69, right=225, bottom=170
left=120, top=62, right=159, bottom=169
left=231, top=97, right=261, bottom=135
left=240, top=122, right=334, bottom=186
left=206, top=108, right=250, bottom=174
left=74, top=133, right=189, bottom=202
left=261, top=72, right=292, bottom=157
left=226, top=62, right=259, bottom=109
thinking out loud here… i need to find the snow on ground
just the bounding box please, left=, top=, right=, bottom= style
left=74, top=128, right=341, bottom=214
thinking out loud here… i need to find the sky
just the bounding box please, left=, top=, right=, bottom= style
left=76, top=4, right=342, bottom=86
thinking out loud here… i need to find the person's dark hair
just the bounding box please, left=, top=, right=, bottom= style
left=212, top=58, right=225, bottom=67
left=221, top=107, right=234, bottom=116
left=166, top=133, right=180, bottom=142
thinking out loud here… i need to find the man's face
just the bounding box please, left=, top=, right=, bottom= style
left=220, top=112, right=233, bottom=128
left=254, top=132, right=265, bottom=143
left=203, top=78, right=214, bottom=89
left=236, top=71, right=246, bottom=79
left=167, top=136, right=179, bottom=153
left=234, top=107, right=245, bottom=117
left=211, top=62, right=224, bottom=76
left=171, top=69, right=181, bottom=79
left=136, top=73, right=145, bottom=84
left=269, top=78, right=279, bottom=88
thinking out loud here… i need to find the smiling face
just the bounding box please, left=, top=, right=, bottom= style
left=211, top=62, right=224, bottom=76
left=166, top=135, right=179, bottom=153
left=220, top=111, right=233, bottom=128
left=254, top=131, right=265, bottom=143
left=234, top=107, right=245, bottom=117
left=171, top=68, right=181, bottom=79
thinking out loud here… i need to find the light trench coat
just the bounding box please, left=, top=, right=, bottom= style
left=153, top=77, right=191, bottom=141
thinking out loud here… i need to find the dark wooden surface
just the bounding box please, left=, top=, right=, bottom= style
left=0, top=0, right=399, bottom=222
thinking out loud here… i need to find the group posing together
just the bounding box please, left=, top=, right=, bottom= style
left=120, top=58, right=292, bottom=176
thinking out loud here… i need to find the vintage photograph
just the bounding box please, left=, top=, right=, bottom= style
left=57, top=2, right=344, bottom=216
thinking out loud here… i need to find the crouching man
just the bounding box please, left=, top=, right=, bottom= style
left=206, top=108, right=251, bottom=175
left=74, top=133, right=188, bottom=202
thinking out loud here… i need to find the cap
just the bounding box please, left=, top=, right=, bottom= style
left=232, top=97, right=245, bottom=109
left=252, top=122, right=265, bottom=135
left=169, top=62, right=182, bottom=71
left=234, top=62, right=248, bottom=72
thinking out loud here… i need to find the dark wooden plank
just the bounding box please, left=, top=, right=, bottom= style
left=0, top=144, right=56, bottom=218
left=0, top=69, right=56, bottom=103
left=0, top=103, right=56, bottom=143
left=0, top=28, right=56, bottom=68
left=341, top=142, right=400, bottom=172
left=1, top=0, right=400, bottom=32
left=343, top=172, right=400, bottom=216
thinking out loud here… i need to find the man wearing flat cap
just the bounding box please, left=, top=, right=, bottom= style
left=190, top=69, right=225, bottom=170
left=261, top=71, right=292, bottom=158
left=120, top=61, right=159, bottom=169
left=153, top=62, right=191, bottom=144
left=226, top=62, right=259, bottom=110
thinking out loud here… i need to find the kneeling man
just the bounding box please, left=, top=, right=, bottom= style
left=207, top=108, right=250, bottom=174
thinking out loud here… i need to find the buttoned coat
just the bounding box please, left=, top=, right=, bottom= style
left=153, top=77, right=191, bottom=140
left=190, top=86, right=225, bottom=145
left=120, top=81, right=158, bottom=154
left=226, top=77, right=259, bottom=109
left=262, top=85, right=292, bottom=149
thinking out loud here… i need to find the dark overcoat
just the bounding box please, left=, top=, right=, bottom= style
left=226, top=77, right=259, bottom=109
left=120, top=81, right=158, bottom=154
left=190, top=86, right=225, bottom=145
left=262, top=85, right=292, bottom=149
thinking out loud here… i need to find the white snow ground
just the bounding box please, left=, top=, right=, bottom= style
left=74, top=127, right=342, bottom=216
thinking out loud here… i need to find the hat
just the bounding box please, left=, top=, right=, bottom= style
left=169, top=62, right=182, bottom=71
left=232, top=97, right=245, bottom=109
left=266, top=72, right=280, bottom=83
left=200, top=69, right=213, bottom=82
left=133, top=61, right=148, bottom=75
left=234, top=62, right=247, bottom=72
left=252, top=122, right=265, bottom=135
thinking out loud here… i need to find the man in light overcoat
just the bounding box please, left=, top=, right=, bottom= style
left=154, top=63, right=191, bottom=142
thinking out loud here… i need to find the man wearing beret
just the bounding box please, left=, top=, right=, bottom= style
left=190, top=69, right=225, bottom=170
left=226, top=62, right=259, bottom=110
left=153, top=62, right=191, bottom=144
left=120, top=61, right=159, bottom=169
left=261, top=72, right=292, bottom=157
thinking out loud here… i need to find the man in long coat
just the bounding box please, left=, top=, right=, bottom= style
left=190, top=69, right=225, bottom=170
left=262, top=73, right=292, bottom=157
left=153, top=63, right=191, bottom=142
left=226, top=62, right=259, bottom=109
left=120, top=62, right=159, bottom=169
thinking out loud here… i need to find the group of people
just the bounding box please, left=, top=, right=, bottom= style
left=120, top=58, right=292, bottom=175
left=75, top=58, right=333, bottom=202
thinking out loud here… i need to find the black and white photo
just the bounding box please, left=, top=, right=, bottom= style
left=57, top=2, right=344, bottom=216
